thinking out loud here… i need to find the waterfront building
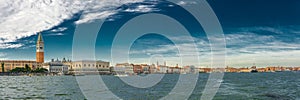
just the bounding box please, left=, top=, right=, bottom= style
left=114, top=63, right=134, bottom=75
left=0, top=60, right=38, bottom=72
left=257, top=68, right=267, bottom=72
left=183, top=66, right=190, bottom=73
left=169, top=67, right=181, bottom=74
left=293, top=67, right=300, bottom=71
left=183, top=65, right=197, bottom=74
left=239, top=68, right=251, bottom=72
left=0, top=33, right=44, bottom=72
left=266, top=67, right=276, bottom=72
left=148, top=64, right=157, bottom=73
left=71, top=60, right=110, bottom=74
left=96, top=60, right=110, bottom=71
left=157, top=65, right=168, bottom=73
left=43, top=59, right=68, bottom=74
left=133, top=64, right=143, bottom=74
left=225, top=66, right=239, bottom=72
left=141, top=64, right=150, bottom=74
left=199, top=68, right=212, bottom=73
left=62, top=58, right=72, bottom=71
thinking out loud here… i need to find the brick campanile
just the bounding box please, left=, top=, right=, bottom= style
left=36, top=33, right=44, bottom=63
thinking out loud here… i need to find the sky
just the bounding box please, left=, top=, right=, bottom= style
left=0, top=0, right=300, bottom=67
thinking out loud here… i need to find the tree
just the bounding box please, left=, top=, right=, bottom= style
left=32, top=67, right=48, bottom=73
left=25, top=64, right=31, bottom=72
left=11, top=67, right=26, bottom=73
left=1, top=62, right=4, bottom=72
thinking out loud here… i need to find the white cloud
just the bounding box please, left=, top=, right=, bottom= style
left=239, top=26, right=284, bottom=34
left=0, top=0, right=146, bottom=49
left=176, top=1, right=197, bottom=6
left=46, top=33, right=64, bottom=36
left=50, top=27, right=67, bottom=32
left=0, top=43, right=23, bottom=49
left=123, top=5, right=158, bottom=13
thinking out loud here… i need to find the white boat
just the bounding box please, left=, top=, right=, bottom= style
left=114, top=74, right=128, bottom=77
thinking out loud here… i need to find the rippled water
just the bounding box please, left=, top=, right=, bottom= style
left=0, top=76, right=85, bottom=99
left=0, top=72, right=299, bottom=100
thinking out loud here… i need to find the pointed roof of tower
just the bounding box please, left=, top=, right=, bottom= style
left=37, top=33, right=43, bottom=42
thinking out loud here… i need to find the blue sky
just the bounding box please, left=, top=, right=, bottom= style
left=0, top=0, right=300, bottom=67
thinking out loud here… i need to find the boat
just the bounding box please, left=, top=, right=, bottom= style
left=251, top=69, right=258, bottom=73
left=114, top=74, right=128, bottom=77
left=72, top=73, right=85, bottom=76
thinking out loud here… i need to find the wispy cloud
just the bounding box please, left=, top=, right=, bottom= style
left=0, top=43, right=23, bottom=49
left=123, top=5, right=158, bottom=13
left=50, top=27, right=68, bottom=32
left=46, top=33, right=65, bottom=36
left=176, top=1, right=197, bottom=6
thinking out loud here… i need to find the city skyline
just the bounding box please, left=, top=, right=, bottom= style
left=1, top=0, right=300, bottom=67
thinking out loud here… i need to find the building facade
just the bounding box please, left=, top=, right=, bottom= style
left=114, top=63, right=134, bottom=75
left=43, top=60, right=68, bottom=74
left=0, top=60, right=38, bottom=72
left=71, top=60, right=110, bottom=74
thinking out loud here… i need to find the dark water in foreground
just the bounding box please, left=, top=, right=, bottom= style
left=0, top=72, right=299, bottom=100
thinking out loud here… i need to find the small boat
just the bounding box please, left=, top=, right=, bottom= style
left=251, top=70, right=258, bottom=73
left=114, top=74, right=128, bottom=77
left=73, top=73, right=85, bottom=76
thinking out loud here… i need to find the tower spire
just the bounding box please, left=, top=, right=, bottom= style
left=37, top=32, right=43, bottom=42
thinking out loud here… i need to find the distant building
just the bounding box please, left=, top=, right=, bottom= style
left=114, top=63, right=134, bottom=75
left=43, top=59, right=68, bottom=74
left=183, top=65, right=197, bottom=74
left=169, top=66, right=181, bottom=74
left=96, top=60, right=110, bottom=71
left=148, top=64, right=157, bottom=73
left=62, top=59, right=72, bottom=71
left=239, top=68, right=251, bottom=72
left=71, top=60, right=110, bottom=74
left=257, top=68, right=266, bottom=72
left=158, top=65, right=168, bottom=73
left=225, top=66, right=239, bottom=72
left=199, top=68, right=212, bottom=73
left=133, top=64, right=143, bottom=74
left=141, top=64, right=150, bottom=74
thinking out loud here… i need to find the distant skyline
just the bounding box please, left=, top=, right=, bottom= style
left=0, top=0, right=300, bottom=67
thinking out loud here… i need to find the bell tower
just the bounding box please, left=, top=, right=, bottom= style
left=36, top=33, right=44, bottom=63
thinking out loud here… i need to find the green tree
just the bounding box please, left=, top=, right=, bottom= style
left=11, top=67, right=26, bottom=73
left=25, top=64, right=31, bottom=72
left=1, top=62, right=4, bottom=73
left=32, top=67, right=48, bottom=73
